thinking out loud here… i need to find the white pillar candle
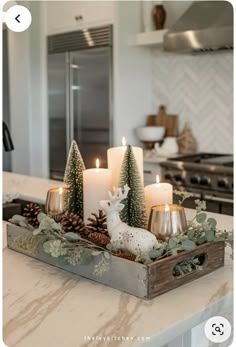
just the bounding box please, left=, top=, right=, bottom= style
left=144, top=175, right=173, bottom=222
left=107, top=137, right=144, bottom=188
left=83, top=159, right=112, bottom=222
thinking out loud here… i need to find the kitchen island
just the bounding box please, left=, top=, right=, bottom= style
left=3, top=172, right=233, bottom=347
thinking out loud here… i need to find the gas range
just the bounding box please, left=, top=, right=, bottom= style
left=160, top=153, right=233, bottom=215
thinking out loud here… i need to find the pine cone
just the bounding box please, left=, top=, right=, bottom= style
left=88, top=232, right=110, bottom=248
left=114, top=251, right=136, bottom=262
left=87, top=210, right=108, bottom=236
left=23, top=203, right=42, bottom=227
left=61, top=212, right=86, bottom=235
left=87, top=210, right=109, bottom=236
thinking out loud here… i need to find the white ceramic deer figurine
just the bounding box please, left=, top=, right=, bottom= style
left=100, top=184, right=160, bottom=256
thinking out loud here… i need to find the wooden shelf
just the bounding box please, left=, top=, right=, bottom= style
left=133, top=29, right=168, bottom=47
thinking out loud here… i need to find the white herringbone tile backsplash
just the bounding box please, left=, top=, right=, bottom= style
left=151, top=51, right=233, bottom=153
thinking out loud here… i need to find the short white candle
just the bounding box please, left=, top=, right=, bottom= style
left=83, top=159, right=112, bottom=222
left=144, top=175, right=173, bottom=222
left=107, top=137, right=144, bottom=188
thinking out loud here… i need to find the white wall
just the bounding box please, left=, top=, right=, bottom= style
left=151, top=50, right=233, bottom=153
left=7, top=1, right=49, bottom=177
left=113, top=0, right=153, bottom=147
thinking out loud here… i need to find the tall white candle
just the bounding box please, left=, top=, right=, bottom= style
left=144, top=175, right=173, bottom=222
left=83, top=159, right=112, bottom=222
left=107, top=137, right=144, bottom=188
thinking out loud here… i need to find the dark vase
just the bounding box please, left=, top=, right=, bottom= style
left=152, top=4, right=166, bottom=30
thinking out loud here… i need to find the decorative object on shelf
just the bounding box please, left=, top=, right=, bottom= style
left=100, top=185, right=159, bottom=255
left=23, top=203, right=42, bottom=227
left=135, top=126, right=165, bottom=149
left=154, top=136, right=179, bottom=156
left=64, top=140, right=85, bottom=218
left=83, top=158, right=112, bottom=222
left=61, top=211, right=86, bottom=236
left=119, top=145, right=147, bottom=228
left=147, top=105, right=178, bottom=137
left=144, top=175, right=173, bottom=222
left=152, top=4, right=166, bottom=30
left=107, top=137, right=144, bottom=188
left=87, top=209, right=108, bottom=236
left=177, top=123, right=198, bottom=154
left=148, top=204, right=187, bottom=240
left=45, top=187, right=67, bottom=222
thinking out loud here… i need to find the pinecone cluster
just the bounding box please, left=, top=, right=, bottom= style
left=61, top=212, right=86, bottom=236
left=86, top=210, right=110, bottom=248
left=23, top=203, right=42, bottom=227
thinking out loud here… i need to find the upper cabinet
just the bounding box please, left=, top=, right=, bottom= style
left=47, top=1, right=114, bottom=35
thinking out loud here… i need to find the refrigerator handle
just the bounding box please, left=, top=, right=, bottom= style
left=65, top=53, right=71, bottom=154
left=66, top=55, right=79, bottom=153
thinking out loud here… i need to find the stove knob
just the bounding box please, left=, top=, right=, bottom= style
left=200, top=176, right=211, bottom=186
left=174, top=174, right=183, bottom=182
left=190, top=175, right=200, bottom=184
left=218, top=178, right=228, bottom=188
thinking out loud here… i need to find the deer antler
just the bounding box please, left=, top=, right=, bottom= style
left=108, top=184, right=130, bottom=202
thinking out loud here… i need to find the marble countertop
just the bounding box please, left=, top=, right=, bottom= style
left=3, top=172, right=233, bottom=347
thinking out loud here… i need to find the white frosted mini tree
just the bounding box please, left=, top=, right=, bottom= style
left=64, top=140, right=85, bottom=218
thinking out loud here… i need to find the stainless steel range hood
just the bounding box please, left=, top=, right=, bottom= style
left=163, top=1, right=233, bottom=52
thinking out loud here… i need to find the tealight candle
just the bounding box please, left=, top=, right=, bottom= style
left=83, top=158, right=112, bottom=222
left=46, top=186, right=67, bottom=221
left=144, top=175, right=173, bottom=222
left=107, top=137, right=143, bottom=188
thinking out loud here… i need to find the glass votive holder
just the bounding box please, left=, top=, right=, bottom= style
left=148, top=204, right=187, bottom=240
left=45, top=187, right=67, bottom=222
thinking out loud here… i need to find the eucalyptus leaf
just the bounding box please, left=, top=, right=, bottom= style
left=92, top=251, right=102, bottom=256
left=149, top=249, right=163, bottom=260
left=37, top=212, right=47, bottom=223
left=196, top=213, right=207, bottom=224
left=197, top=235, right=207, bottom=245
left=64, top=232, right=80, bottom=241
left=181, top=240, right=196, bottom=251
left=205, top=229, right=215, bottom=242
left=144, top=258, right=153, bottom=265
left=168, top=238, right=177, bottom=249
left=207, top=218, right=217, bottom=229
left=103, top=251, right=111, bottom=260
left=187, top=230, right=195, bottom=240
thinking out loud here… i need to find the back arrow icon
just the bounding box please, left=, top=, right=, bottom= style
left=15, top=14, right=20, bottom=23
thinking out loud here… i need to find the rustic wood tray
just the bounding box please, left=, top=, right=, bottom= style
left=7, top=224, right=225, bottom=299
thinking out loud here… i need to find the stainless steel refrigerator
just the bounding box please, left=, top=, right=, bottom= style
left=48, top=25, right=112, bottom=180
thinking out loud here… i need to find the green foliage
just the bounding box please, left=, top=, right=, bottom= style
left=64, top=232, right=80, bottom=241
left=9, top=215, right=34, bottom=231
left=181, top=239, right=196, bottom=251
left=64, top=140, right=85, bottom=218
left=119, top=145, right=146, bottom=228
left=173, top=255, right=202, bottom=277
left=196, top=213, right=207, bottom=224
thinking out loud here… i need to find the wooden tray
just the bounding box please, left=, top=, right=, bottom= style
left=7, top=224, right=225, bottom=299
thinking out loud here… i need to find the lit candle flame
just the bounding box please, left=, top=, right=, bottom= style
left=122, top=136, right=126, bottom=146
left=156, top=175, right=160, bottom=184
left=96, top=158, right=100, bottom=169
left=165, top=204, right=170, bottom=212
left=59, top=187, right=63, bottom=195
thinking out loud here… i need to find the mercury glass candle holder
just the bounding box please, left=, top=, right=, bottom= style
left=45, top=187, right=67, bottom=222
left=148, top=204, right=187, bottom=240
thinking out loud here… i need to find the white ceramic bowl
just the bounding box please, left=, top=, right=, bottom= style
left=135, top=126, right=165, bottom=142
